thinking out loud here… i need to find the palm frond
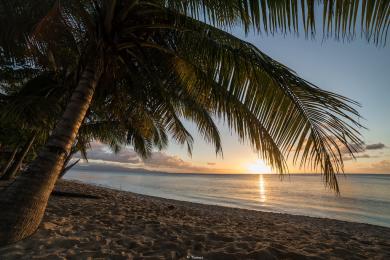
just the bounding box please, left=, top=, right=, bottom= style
left=118, top=12, right=364, bottom=191
left=162, top=0, right=390, bottom=45
left=0, top=0, right=56, bottom=58
left=2, top=0, right=380, bottom=193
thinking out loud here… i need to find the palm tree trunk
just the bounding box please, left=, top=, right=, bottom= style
left=0, top=135, right=36, bottom=181
left=0, top=62, right=102, bottom=245
left=0, top=146, right=19, bottom=178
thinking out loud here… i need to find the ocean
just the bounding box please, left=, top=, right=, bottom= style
left=64, top=171, right=390, bottom=228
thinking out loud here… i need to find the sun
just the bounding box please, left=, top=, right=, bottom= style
left=247, top=160, right=272, bottom=174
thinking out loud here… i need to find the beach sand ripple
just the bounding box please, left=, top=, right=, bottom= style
left=1, top=180, right=389, bottom=259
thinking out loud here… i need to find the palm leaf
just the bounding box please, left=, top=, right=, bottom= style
left=117, top=12, right=364, bottom=191
left=162, top=0, right=390, bottom=45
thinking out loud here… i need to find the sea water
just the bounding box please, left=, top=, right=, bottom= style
left=64, top=171, right=390, bottom=228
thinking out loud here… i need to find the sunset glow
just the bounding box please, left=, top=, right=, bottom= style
left=258, top=175, right=266, bottom=202
left=247, top=160, right=272, bottom=174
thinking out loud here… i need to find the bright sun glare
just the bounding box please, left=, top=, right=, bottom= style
left=247, top=160, right=272, bottom=174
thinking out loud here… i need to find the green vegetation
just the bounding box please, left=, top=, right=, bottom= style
left=0, top=0, right=388, bottom=245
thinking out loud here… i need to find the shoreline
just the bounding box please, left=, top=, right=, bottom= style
left=1, top=180, right=390, bottom=259
left=67, top=178, right=389, bottom=230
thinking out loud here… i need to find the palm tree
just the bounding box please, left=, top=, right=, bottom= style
left=0, top=71, right=69, bottom=180
left=0, top=126, right=22, bottom=177
left=0, top=69, right=172, bottom=180
left=0, top=135, right=36, bottom=180
left=0, top=0, right=388, bottom=245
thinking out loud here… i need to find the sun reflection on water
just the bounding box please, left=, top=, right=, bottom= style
left=258, top=174, right=266, bottom=202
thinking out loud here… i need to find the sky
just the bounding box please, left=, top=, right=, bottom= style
left=75, top=18, right=390, bottom=175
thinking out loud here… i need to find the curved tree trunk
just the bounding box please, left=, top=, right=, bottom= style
left=0, top=135, right=36, bottom=181
left=0, top=146, right=19, bottom=178
left=0, top=62, right=102, bottom=245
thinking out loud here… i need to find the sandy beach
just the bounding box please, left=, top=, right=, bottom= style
left=0, top=180, right=389, bottom=259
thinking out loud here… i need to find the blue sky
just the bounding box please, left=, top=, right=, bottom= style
left=151, top=31, right=389, bottom=173
left=79, top=19, right=390, bottom=174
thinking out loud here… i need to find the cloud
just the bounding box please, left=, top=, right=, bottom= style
left=343, top=153, right=372, bottom=161
left=339, top=142, right=365, bottom=154
left=71, top=142, right=226, bottom=174
left=291, top=137, right=365, bottom=155
left=292, top=138, right=387, bottom=155
left=143, top=152, right=222, bottom=173
left=373, top=160, right=390, bottom=172
left=341, top=142, right=387, bottom=161
left=73, top=162, right=165, bottom=174
left=356, top=154, right=371, bottom=159
left=143, top=152, right=192, bottom=169
left=369, top=160, right=390, bottom=173
left=365, top=143, right=386, bottom=150
left=74, top=142, right=141, bottom=164
left=351, top=159, right=390, bottom=173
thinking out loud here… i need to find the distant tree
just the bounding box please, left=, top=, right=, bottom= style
left=0, top=0, right=388, bottom=245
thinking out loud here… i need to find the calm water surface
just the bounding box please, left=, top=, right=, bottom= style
left=65, top=171, right=390, bottom=228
